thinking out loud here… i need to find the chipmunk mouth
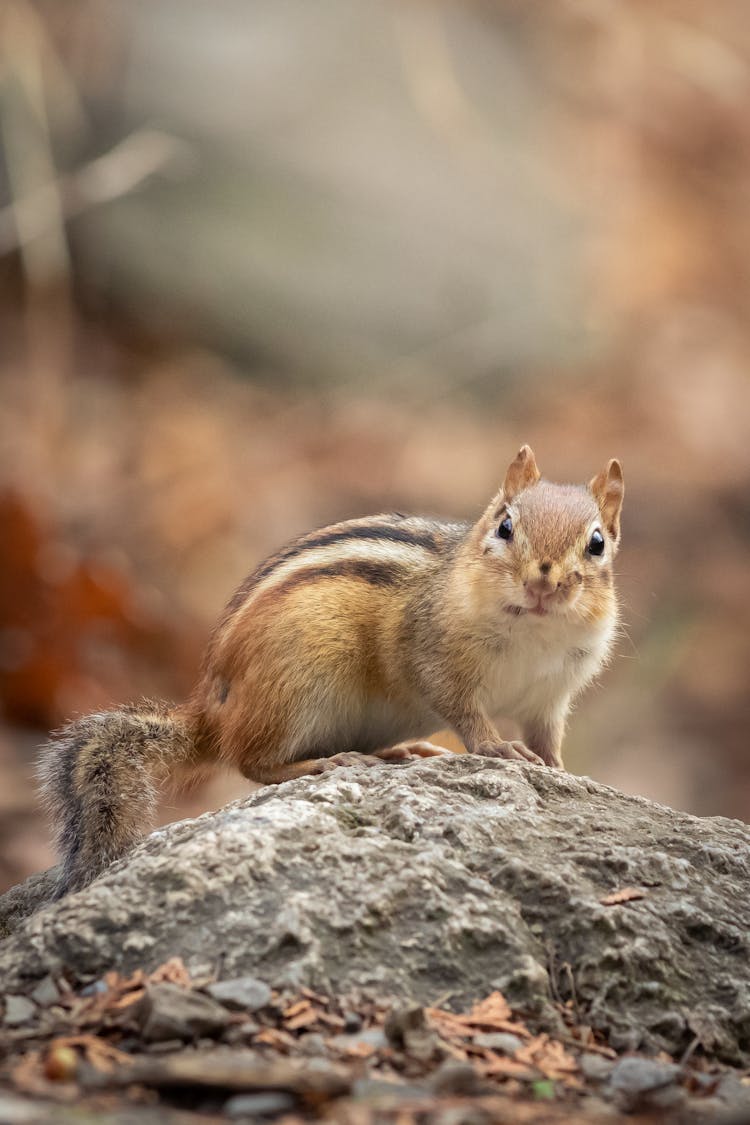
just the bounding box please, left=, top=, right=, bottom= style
left=506, top=594, right=566, bottom=618
left=505, top=602, right=549, bottom=617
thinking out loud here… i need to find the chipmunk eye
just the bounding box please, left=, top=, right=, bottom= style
left=497, top=516, right=513, bottom=541
left=588, top=529, right=605, bottom=556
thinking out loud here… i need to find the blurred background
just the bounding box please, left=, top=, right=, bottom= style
left=1, top=0, right=749, bottom=891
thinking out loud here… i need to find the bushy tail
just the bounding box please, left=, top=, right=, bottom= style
left=38, top=700, right=197, bottom=897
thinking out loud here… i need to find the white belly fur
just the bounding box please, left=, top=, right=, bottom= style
left=479, top=616, right=614, bottom=723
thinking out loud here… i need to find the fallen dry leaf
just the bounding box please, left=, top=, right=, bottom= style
left=600, top=887, right=648, bottom=906
left=283, top=999, right=313, bottom=1020
left=465, top=991, right=513, bottom=1026
left=285, top=1008, right=321, bottom=1031
left=149, top=957, right=192, bottom=988
left=515, top=1034, right=581, bottom=1086
left=255, top=1027, right=297, bottom=1051
left=50, top=1034, right=133, bottom=1074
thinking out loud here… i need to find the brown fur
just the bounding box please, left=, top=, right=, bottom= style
left=40, top=448, right=624, bottom=894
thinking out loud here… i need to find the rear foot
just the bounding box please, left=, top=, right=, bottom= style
left=305, top=751, right=388, bottom=774
left=305, top=743, right=452, bottom=774
left=379, top=741, right=453, bottom=761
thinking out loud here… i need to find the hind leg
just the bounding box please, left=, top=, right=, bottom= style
left=252, top=741, right=453, bottom=784
left=379, top=740, right=453, bottom=761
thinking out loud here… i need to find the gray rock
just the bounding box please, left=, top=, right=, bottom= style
left=3, top=995, right=36, bottom=1026
left=607, top=1056, right=681, bottom=1111
left=205, top=976, right=271, bottom=1012
left=716, top=1072, right=750, bottom=1111
left=28, top=975, right=59, bottom=1008
left=224, top=1091, right=296, bottom=1118
left=430, top=1061, right=488, bottom=1097
left=353, top=1077, right=430, bottom=1102
left=0, top=1094, right=47, bottom=1123
left=579, top=1052, right=615, bottom=1082
left=609, top=1056, right=680, bottom=1094
left=329, top=1028, right=388, bottom=1053
left=472, top=1032, right=523, bottom=1054
left=140, top=982, right=231, bottom=1042
left=223, top=1019, right=260, bottom=1045
left=297, top=1032, right=328, bottom=1057
left=1, top=758, right=749, bottom=1062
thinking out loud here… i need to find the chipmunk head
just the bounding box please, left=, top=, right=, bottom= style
left=472, top=446, right=624, bottom=624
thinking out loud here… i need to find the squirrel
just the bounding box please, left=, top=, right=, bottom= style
left=39, top=445, right=624, bottom=897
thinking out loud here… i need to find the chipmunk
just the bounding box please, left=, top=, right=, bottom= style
left=39, top=446, right=623, bottom=896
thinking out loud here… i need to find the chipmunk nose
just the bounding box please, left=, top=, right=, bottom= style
left=525, top=563, right=561, bottom=595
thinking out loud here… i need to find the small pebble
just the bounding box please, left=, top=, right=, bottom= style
left=29, top=976, right=59, bottom=1008
left=716, top=1073, right=750, bottom=1110
left=223, top=1019, right=260, bottom=1045
left=297, top=1032, right=328, bottom=1056
left=609, top=1056, right=680, bottom=1094
left=608, top=1056, right=680, bottom=1111
left=353, top=1077, right=429, bottom=1101
left=3, top=995, right=36, bottom=1026
left=140, top=982, right=230, bottom=1042
left=344, top=1010, right=362, bottom=1033
left=473, top=1032, right=523, bottom=1054
left=430, top=1061, right=484, bottom=1096
left=0, top=1094, right=45, bottom=1122
left=205, top=977, right=272, bottom=1012
left=329, top=1028, right=387, bottom=1052
left=224, top=1091, right=296, bottom=1118
left=79, top=979, right=108, bottom=998
left=579, top=1052, right=615, bottom=1082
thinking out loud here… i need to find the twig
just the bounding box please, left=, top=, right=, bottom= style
left=679, top=1033, right=702, bottom=1068
left=0, top=128, right=194, bottom=257
left=555, top=1032, right=616, bottom=1059
left=562, top=961, right=581, bottom=1025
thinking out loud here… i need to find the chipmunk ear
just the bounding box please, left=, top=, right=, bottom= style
left=502, top=445, right=541, bottom=503
left=589, top=459, right=624, bottom=542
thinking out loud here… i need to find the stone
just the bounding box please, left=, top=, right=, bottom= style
left=224, top=1091, right=296, bottom=1117
left=3, top=995, right=36, bottom=1026
left=608, top=1056, right=680, bottom=1094
left=329, top=1028, right=388, bottom=1053
left=0, top=1094, right=47, bottom=1122
left=716, top=1072, right=750, bottom=1112
left=139, top=982, right=231, bottom=1042
left=353, top=1077, right=430, bottom=1102
left=430, top=1061, right=487, bottom=1096
left=28, top=975, right=59, bottom=1008
left=205, top=976, right=271, bottom=1012
left=607, top=1056, right=681, bottom=1111
left=472, top=1032, right=523, bottom=1054
left=297, top=1032, right=328, bottom=1056
left=1, top=758, right=749, bottom=1063
left=223, top=1020, right=260, bottom=1045
left=80, top=979, right=108, bottom=997
left=578, top=1052, right=615, bottom=1082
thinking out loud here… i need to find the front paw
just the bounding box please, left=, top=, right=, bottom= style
left=474, top=739, right=544, bottom=765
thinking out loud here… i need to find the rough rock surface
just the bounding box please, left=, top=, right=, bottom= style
left=1, top=757, right=749, bottom=1063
